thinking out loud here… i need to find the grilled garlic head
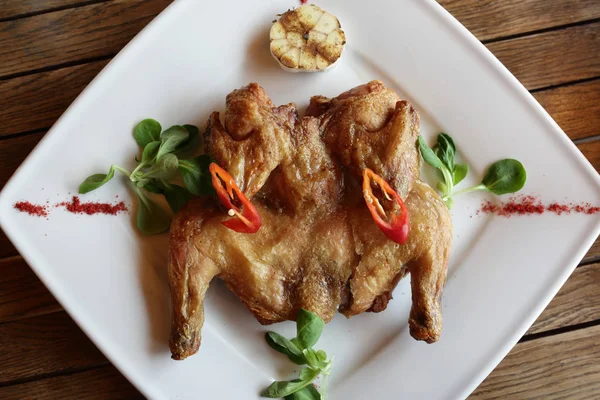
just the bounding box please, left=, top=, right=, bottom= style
left=269, top=4, right=346, bottom=72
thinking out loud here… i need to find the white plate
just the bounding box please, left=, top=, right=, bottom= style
left=1, top=0, right=599, bottom=399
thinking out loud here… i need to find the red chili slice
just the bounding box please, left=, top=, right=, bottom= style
left=209, top=163, right=261, bottom=233
left=362, top=168, right=409, bottom=244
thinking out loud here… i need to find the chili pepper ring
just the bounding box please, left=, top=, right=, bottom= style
left=362, top=168, right=410, bottom=245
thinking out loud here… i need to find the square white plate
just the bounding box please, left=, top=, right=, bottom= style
left=1, top=0, right=599, bottom=399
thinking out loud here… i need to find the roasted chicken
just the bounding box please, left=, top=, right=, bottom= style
left=168, top=81, right=452, bottom=360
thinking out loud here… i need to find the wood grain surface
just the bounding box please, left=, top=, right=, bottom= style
left=0, top=1, right=598, bottom=399
left=439, top=0, right=600, bottom=42
left=533, top=79, right=600, bottom=141
left=0, top=256, right=61, bottom=324
left=0, top=0, right=170, bottom=78
left=486, top=22, right=600, bottom=90
left=0, top=132, right=44, bottom=188
left=0, top=367, right=142, bottom=400
left=0, top=312, right=106, bottom=384
left=527, top=262, right=600, bottom=335
left=583, top=238, right=600, bottom=264
left=471, top=325, right=600, bottom=399
left=577, top=141, right=600, bottom=172
left=0, top=60, right=108, bottom=136
left=0, top=1, right=109, bottom=20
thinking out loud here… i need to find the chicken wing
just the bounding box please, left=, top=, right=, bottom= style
left=205, top=83, right=295, bottom=198
left=168, top=81, right=452, bottom=360
left=308, top=80, right=421, bottom=200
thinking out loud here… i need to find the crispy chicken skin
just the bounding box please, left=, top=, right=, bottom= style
left=205, top=84, right=296, bottom=198
left=168, top=81, right=452, bottom=360
left=307, top=80, right=421, bottom=200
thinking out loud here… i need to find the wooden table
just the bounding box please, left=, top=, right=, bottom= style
left=0, top=1, right=598, bottom=398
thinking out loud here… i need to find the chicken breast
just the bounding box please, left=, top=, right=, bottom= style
left=168, top=81, right=452, bottom=360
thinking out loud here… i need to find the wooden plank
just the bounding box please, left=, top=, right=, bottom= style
left=0, top=60, right=108, bottom=137
left=439, top=0, right=600, bottom=42
left=577, top=141, right=600, bottom=172
left=486, top=23, right=600, bottom=90
left=0, top=0, right=171, bottom=77
left=534, top=79, right=600, bottom=141
left=0, top=230, right=18, bottom=259
left=0, top=366, right=142, bottom=400
left=0, top=1, right=595, bottom=91
left=0, top=132, right=43, bottom=190
left=2, top=322, right=599, bottom=400
left=0, top=131, right=48, bottom=259
left=583, top=237, right=600, bottom=264
left=470, top=325, right=600, bottom=399
left=0, top=311, right=106, bottom=384
left=527, top=262, right=600, bottom=335
left=0, top=1, right=103, bottom=20
left=0, top=256, right=62, bottom=324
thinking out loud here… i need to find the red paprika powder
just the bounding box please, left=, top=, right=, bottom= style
left=479, top=195, right=600, bottom=217
left=56, top=196, right=128, bottom=215
left=14, top=201, right=49, bottom=217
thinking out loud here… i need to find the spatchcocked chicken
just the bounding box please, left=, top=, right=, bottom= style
left=168, top=81, right=452, bottom=360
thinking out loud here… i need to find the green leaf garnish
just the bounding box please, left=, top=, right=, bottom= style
left=174, top=124, right=201, bottom=157
left=79, top=171, right=115, bottom=194
left=179, top=155, right=214, bottom=196
left=481, top=159, right=527, bottom=195
left=143, top=181, right=164, bottom=194
left=453, top=163, right=469, bottom=185
left=296, top=309, right=324, bottom=350
left=302, top=348, right=320, bottom=369
left=79, top=118, right=207, bottom=236
left=435, top=132, right=455, bottom=172
left=316, top=350, right=327, bottom=362
left=134, top=187, right=171, bottom=235
left=142, top=153, right=179, bottom=181
left=418, top=135, right=443, bottom=169
left=284, top=384, right=322, bottom=400
left=141, top=141, right=161, bottom=164
left=134, top=118, right=161, bottom=148
left=262, top=309, right=332, bottom=399
left=78, top=165, right=130, bottom=194
left=418, top=133, right=526, bottom=207
left=157, top=125, right=189, bottom=159
left=262, top=376, right=319, bottom=399
left=163, top=184, right=192, bottom=213
left=299, top=367, right=319, bottom=381
left=265, top=332, right=306, bottom=365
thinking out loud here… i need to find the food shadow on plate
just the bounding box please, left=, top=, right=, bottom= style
left=128, top=114, right=213, bottom=356
left=204, top=279, right=300, bottom=377
left=335, top=326, right=411, bottom=387
left=129, top=202, right=172, bottom=356
left=325, top=295, right=412, bottom=386
left=245, top=24, right=284, bottom=78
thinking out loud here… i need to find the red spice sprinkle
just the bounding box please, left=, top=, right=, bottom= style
left=547, top=203, right=570, bottom=215
left=586, top=206, right=600, bottom=215
left=56, top=196, right=128, bottom=216
left=14, top=201, right=49, bottom=217
left=479, top=195, right=600, bottom=217
left=300, top=0, right=308, bottom=3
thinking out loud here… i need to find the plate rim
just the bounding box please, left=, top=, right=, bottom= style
left=0, top=1, right=599, bottom=399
